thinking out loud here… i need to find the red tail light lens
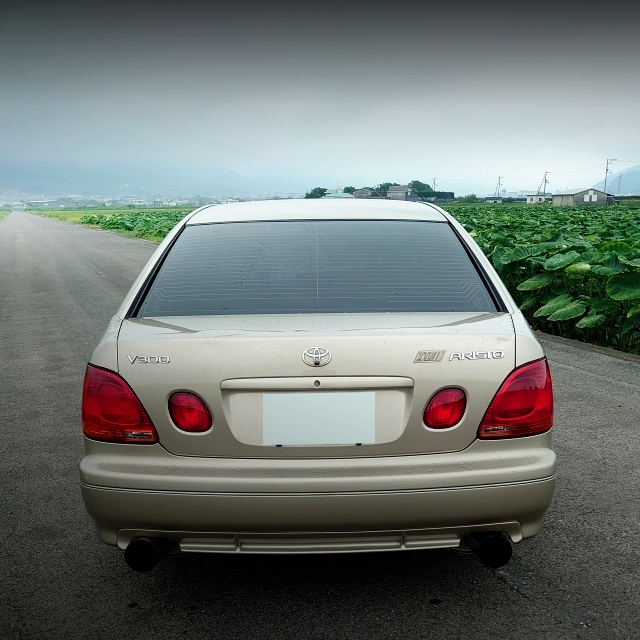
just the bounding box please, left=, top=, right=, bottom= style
left=82, top=365, right=158, bottom=443
left=169, top=392, right=212, bottom=432
left=424, top=388, right=467, bottom=429
left=479, top=358, right=553, bottom=439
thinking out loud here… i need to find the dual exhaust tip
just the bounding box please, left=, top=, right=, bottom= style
left=124, top=532, right=513, bottom=573
left=464, top=531, right=513, bottom=568
left=124, top=537, right=175, bottom=573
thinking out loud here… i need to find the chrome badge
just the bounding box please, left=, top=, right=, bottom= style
left=127, top=355, right=171, bottom=364
left=414, top=350, right=445, bottom=363
left=302, top=347, right=332, bottom=367
left=449, top=351, right=504, bottom=360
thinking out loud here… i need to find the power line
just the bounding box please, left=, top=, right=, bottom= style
left=548, top=164, right=603, bottom=175
left=425, top=160, right=640, bottom=188
left=435, top=164, right=609, bottom=184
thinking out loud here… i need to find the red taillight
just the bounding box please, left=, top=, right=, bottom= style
left=82, top=365, right=158, bottom=443
left=168, top=392, right=212, bottom=433
left=424, top=388, right=467, bottom=429
left=478, top=358, right=553, bottom=439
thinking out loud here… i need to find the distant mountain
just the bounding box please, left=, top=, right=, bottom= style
left=0, top=160, right=259, bottom=197
left=593, top=164, right=640, bottom=195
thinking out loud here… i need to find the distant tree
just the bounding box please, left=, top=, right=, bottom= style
left=409, top=180, right=433, bottom=194
left=459, top=193, right=480, bottom=203
left=305, top=187, right=328, bottom=199
left=373, top=182, right=400, bottom=196
left=502, top=197, right=515, bottom=204
left=343, top=186, right=356, bottom=194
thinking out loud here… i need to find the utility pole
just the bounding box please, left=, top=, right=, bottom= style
left=537, top=172, right=549, bottom=196
left=432, top=178, right=437, bottom=191
left=494, top=176, right=502, bottom=197
left=617, top=174, right=622, bottom=196
left=603, top=158, right=616, bottom=194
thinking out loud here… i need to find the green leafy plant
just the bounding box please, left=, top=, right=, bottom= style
left=444, top=201, right=640, bottom=353
left=77, top=201, right=640, bottom=353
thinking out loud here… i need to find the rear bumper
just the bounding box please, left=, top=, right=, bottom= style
left=81, top=476, right=555, bottom=552
left=80, top=434, right=556, bottom=551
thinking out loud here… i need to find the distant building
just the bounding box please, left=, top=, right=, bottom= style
left=485, top=196, right=503, bottom=204
left=526, top=194, right=547, bottom=204
left=552, top=188, right=612, bottom=206
left=25, top=199, right=59, bottom=209
left=387, top=185, right=411, bottom=201
left=322, top=192, right=354, bottom=198
left=353, top=188, right=388, bottom=199
left=420, top=191, right=455, bottom=202
left=322, top=189, right=355, bottom=199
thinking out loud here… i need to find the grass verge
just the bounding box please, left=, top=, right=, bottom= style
left=30, top=208, right=190, bottom=243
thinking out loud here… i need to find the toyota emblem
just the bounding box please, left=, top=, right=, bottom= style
left=302, top=347, right=332, bottom=367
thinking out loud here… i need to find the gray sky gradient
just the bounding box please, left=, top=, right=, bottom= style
left=2, top=1, right=640, bottom=196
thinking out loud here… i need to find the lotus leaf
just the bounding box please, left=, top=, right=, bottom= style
left=533, top=295, right=572, bottom=318
left=517, top=272, right=554, bottom=291
left=606, top=272, right=640, bottom=301
left=519, top=295, right=539, bottom=311
left=575, top=314, right=607, bottom=328
left=588, top=298, right=620, bottom=313
left=618, top=255, right=640, bottom=268
left=506, top=245, right=543, bottom=262
left=550, top=281, right=568, bottom=295
left=591, top=265, right=626, bottom=277
left=600, top=241, right=633, bottom=256
left=543, top=251, right=579, bottom=271
left=548, top=301, right=586, bottom=321
left=563, top=237, right=592, bottom=249
left=492, top=246, right=511, bottom=268
left=578, top=248, right=599, bottom=263
left=565, top=262, right=591, bottom=275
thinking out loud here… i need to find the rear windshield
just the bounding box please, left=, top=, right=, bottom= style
left=135, top=220, right=497, bottom=316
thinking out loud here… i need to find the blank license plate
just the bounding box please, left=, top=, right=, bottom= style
left=263, top=392, right=375, bottom=446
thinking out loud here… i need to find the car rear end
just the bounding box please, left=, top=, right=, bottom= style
left=79, top=199, right=556, bottom=571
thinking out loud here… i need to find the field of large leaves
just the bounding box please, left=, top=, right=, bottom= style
left=446, top=202, right=640, bottom=353
left=77, top=202, right=640, bottom=353
left=79, top=210, right=189, bottom=241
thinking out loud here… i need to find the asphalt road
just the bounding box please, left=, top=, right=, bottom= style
left=1, top=211, right=639, bottom=640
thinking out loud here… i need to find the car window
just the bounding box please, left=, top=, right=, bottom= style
left=135, top=220, right=498, bottom=316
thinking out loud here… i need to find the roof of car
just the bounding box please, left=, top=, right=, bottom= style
left=187, top=198, right=447, bottom=225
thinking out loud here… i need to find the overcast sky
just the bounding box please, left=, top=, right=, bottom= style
left=2, top=1, right=640, bottom=196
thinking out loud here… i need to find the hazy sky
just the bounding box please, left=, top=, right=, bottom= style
left=2, top=1, right=640, bottom=196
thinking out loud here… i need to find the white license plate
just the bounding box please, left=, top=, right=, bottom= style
left=263, top=392, right=375, bottom=446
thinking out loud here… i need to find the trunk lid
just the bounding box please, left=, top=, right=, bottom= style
left=116, top=312, right=515, bottom=458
